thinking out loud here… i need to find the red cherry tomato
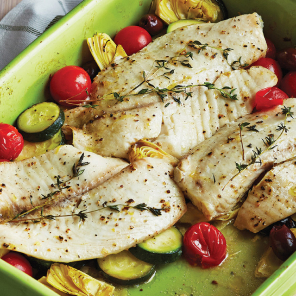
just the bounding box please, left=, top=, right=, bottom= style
left=183, top=222, right=227, bottom=268
left=0, top=123, right=24, bottom=161
left=277, top=47, right=296, bottom=71
left=265, top=38, right=276, bottom=59
left=2, top=252, right=33, bottom=276
left=50, top=65, right=92, bottom=107
left=253, top=87, right=288, bottom=111
left=114, top=26, right=152, bottom=56
left=251, top=57, right=282, bottom=86
left=281, top=71, right=296, bottom=97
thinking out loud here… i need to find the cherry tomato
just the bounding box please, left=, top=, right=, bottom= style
left=183, top=222, right=227, bottom=268
left=281, top=71, right=296, bottom=97
left=265, top=38, right=276, bottom=59
left=50, top=65, right=92, bottom=107
left=0, top=123, right=24, bottom=161
left=277, top=47, right=296, bottom=71
left=253, top=87, right=288, bottom=111
left=251, top=57, right=282, bottom=86
left=139, top=14, right=164, bottom=36
left=114, top=26, right=152, bottom=56
left=0, top=159, right=10, bottom=162
left=270, top=225, right=296, bottom=261
left=2, top=252, right=33, bottom=276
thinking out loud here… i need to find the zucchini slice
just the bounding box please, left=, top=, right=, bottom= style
left=97, top=250, right=155, bottom=285
left=167, top=19, right=206, bottom=33
left=17, top=102, right=65, bottom=142
left=129, top=227, right=183, bottom=264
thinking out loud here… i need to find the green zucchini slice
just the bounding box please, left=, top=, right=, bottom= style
left=129, top=227, right=183, bottom=264
left=97, top=250, right=155, bottom=285
left=17, top=102, right=65, bottom=142
left=167, top=19, right=206, bottom=33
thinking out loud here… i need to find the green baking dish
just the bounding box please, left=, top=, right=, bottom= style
left=1, top=0, right=296, bottom=295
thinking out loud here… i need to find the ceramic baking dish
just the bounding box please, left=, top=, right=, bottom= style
left=1, top=0, right=296, bottom=295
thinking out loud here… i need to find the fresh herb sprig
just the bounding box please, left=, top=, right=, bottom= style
left=13, top=202, right=167, bottom=223
left=11, top=154, right=90, bottom=222
left=223, top=106, right=294, bottom=189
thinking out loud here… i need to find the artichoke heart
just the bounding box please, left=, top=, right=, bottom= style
left=129, top=139, right=178, bottom=165
left=47, top=263, right=115, bottom=296
left=87, top=33, right=127, bottom=70
left=154, top=0, right=225, bottom=24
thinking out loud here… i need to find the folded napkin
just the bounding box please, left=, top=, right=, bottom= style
left=0, top=0, right=83, bottom=70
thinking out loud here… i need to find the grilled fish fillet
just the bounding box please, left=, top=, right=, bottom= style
left=0, top=145, right=128, bottom=223
left=63, top=13, right=266, bottom=131
left=0, top=158, right=186, bottom=262
left=235, top=159, right=296, bottom=233
left=175, top=99, right=296, bottom=220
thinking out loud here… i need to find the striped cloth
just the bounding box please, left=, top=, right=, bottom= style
left=0, top=0, right=83, bottom=70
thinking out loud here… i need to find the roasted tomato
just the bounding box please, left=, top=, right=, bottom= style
left=0, top=123, right=24, bottom=160
left=251, top=57, right=282, bottom=86
left=270, top=225, right=296, bottom=261
left=50, top=65, right=92, bottom=107
left=253, top=87, right=288, bottom=111
left=280, top=71, right=296, bottom=97
left=114, top=26, right=152, bottom=55
left=2, top=252, right=33, bottom=276
left=183, top=222, right=227, bottom=268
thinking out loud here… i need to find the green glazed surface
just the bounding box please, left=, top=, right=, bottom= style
left=1, top=0, right=296, bottom=295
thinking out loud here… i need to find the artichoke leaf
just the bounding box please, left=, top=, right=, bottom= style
left=47, top=263, right=115, bottom=296
left=154, top=0, right=224, bottom=24
left=87, top=33, right=127, bottom=70
left=129, top=139, right=178, bottom=165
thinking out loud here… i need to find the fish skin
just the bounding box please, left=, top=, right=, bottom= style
left=63, top=13, right=266, bottom=132
left=174, top=99, right=296, bottom=220
left=234, top=159, right=296, bottom=233
left=0, top=158, right=186, bottom=262
left=0, top=145, right=128, bottom=223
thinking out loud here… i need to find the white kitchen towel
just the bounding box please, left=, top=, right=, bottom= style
left=0, top=0, right=83, bottom=70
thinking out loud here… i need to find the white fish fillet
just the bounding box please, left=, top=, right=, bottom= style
left=0, top=145, right=128, bottom=222
left=71, top=67, right=277, bottom=159
left=175, top=99, right=296, bottom=220
left=0, top=158, right=186, bottom=262
left=235, top=159, right=296, bottom=233
left=64, top=13, right=266, bottom=131
left=153, top=67, right=277, bottom=157
left=72, top=105, right=163, bottom=159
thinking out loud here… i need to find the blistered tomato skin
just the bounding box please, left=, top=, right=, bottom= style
left=183, top=222, right=227, bottom=268
left=281, top=71, right=296, bottom=97
left=251, top=57, right=282, bottom=86
left=270, top=225, right=296, bottom=261
left=139, top=14, right=164, bottom=36
left=2, top=252, right=33, bottom=276
left=50, top=65, right=92, bottom=107
left=114, top=26, right=152, bottom=56
left=0, top=123, right=24, bottom=161
left=265, top=38, right=276, bottom=59
left=253, top=87, right=288, bottom=111
left=277, top=47, right=296, bottom=71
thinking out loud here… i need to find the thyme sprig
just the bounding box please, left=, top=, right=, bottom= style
left=11, top=154, right=90, bottom=222
left=223, top=106, right=293, bottom=189
left=201, top=82, right=238, bottom=100
left=13, top=202, right=167, bottom=223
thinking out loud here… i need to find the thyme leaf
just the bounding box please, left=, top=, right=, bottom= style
left=236, top=162, right=248, bottom=172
